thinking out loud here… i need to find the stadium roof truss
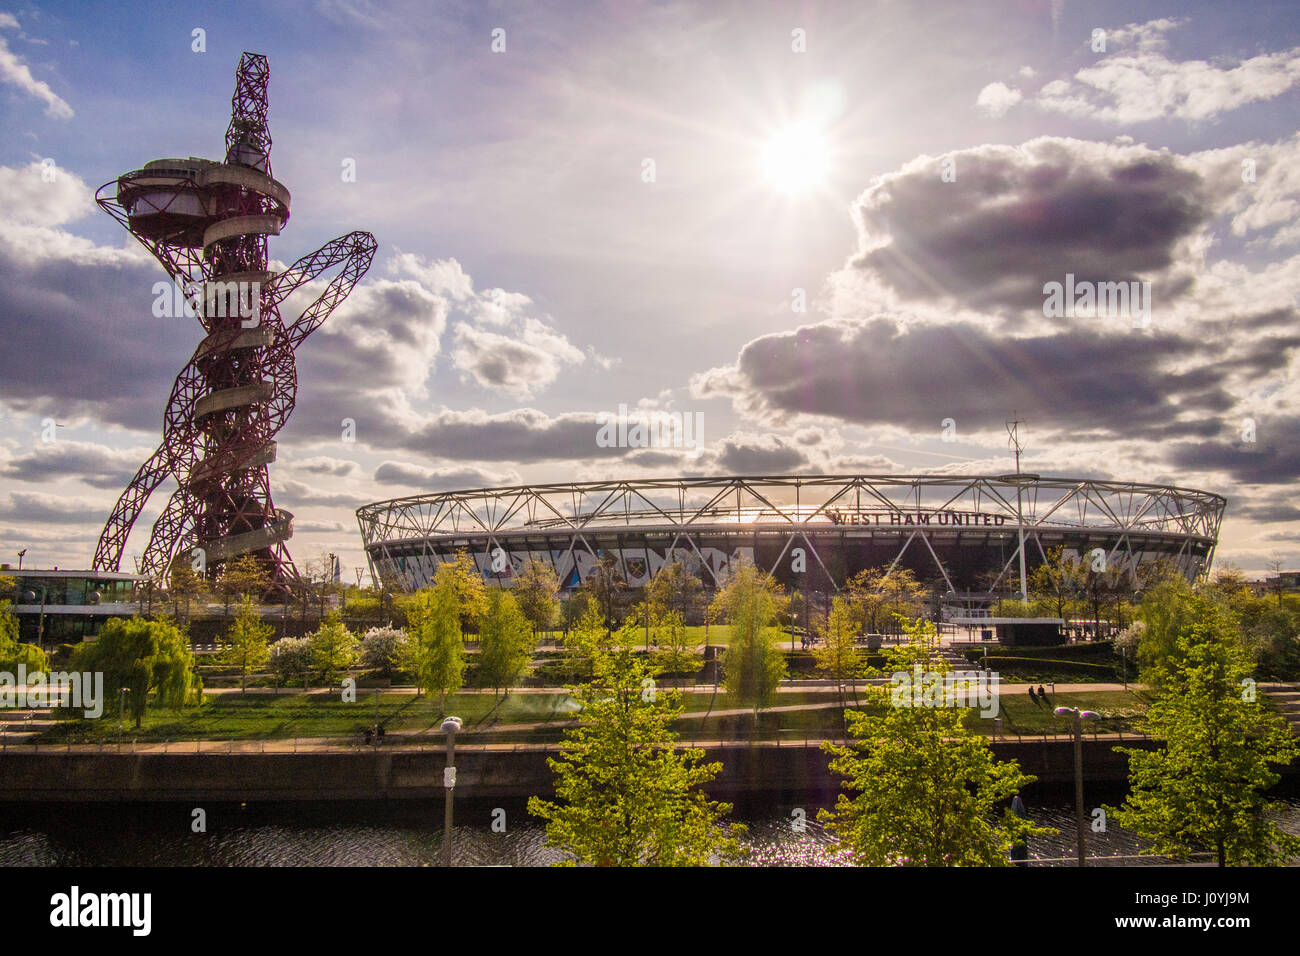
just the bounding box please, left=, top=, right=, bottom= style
left=356, top=475, right=1226, bottom=593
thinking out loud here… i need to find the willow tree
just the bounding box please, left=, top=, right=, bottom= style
left=528, top=646, right=743, bottom=866
left=74, top=616, right=201, bottom=728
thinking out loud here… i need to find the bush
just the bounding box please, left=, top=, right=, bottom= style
left=361, top=626, right=404, bottom=676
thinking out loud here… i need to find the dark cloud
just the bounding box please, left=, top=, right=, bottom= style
left=1165, top=416, right=1300, bottom=485
left=372, top=461, right=509, bottom=489
left=848, top=139, right=1220, bottom=315
left=712, top=435, right=812, bottom=474
left=3, top=441, right=144, bottom=489
left=0, top=237, right=194, bottom=430
left=694, top=315, right=1288, bottom=446
left=0, top=492, right=103, bottom=524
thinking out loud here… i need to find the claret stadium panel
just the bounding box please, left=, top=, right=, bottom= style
left=357, top=475, right=1225, bottom=602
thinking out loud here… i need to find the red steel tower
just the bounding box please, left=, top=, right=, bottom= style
left=91, top=53, right=376, bottom=593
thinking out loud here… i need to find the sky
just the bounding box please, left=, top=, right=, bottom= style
left=1, top=0, right=1298, bottom=583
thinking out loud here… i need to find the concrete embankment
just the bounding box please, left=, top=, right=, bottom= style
left=0, top=737, right=1166, bottom=803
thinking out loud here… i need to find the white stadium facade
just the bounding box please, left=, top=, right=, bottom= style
left=356, top=475, right=1226, bottom=610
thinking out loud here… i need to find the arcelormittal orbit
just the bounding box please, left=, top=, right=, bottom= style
left=91, top=52, right=376, bottom=594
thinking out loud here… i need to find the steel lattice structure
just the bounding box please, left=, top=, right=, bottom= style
left=91, top=53, right=376, bottom=593
left=357, top=475, right=1226, bottom=596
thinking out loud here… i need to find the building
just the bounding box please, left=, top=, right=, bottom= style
left=0, top=568, right=145, bottom=648
left=356, top=474, right=1226, bottom=612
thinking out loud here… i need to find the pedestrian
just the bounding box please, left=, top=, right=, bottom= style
left=1037, top=684, right=1047, bottom=703
left=363, top=727, right=373, bottom=746
left=1028, top=685, right=1037, bottom=703
left=377, top=724, right=385, bottom=745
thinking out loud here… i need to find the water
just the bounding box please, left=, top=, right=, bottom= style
left=4, top=794, right=1298, bottom=866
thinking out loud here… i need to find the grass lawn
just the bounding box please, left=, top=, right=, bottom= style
left=34, top=690, right=583, bottom=744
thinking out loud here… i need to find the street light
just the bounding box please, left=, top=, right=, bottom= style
left=441, top=715, right=463, bottom=867
left=118, top=686, right=131, bottom=745
left=16, top=549, right=26, bottom=570
left=1055, top=706, right=1100, bottom=866
left=22, top=585, right=48, bottom=653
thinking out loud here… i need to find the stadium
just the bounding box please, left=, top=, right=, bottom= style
left=356, top=475, right=1226, bottom=610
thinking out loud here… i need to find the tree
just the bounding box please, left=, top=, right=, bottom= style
left=73, top=617, right=201, bottom=728
left=656, top=609, right=695, bottom=679
left=361, top=626, right=404, bottom=678
left=1134, top=575, right=1204, bottom=687
left=710, top=562, right=788, bottom=716
left=814, top=596, right=862, bottom=715
left=819, top=632, right=1050, bottom=866
left=647, top=560, right=703, bottom=624
left=269, top=636, right=312, bottom=689
left=845, top=567, right=927, bottom=637
left=527, top=646, right=744, bottom=866
left=441, top=551, right=488, bottom=631
left=166, top=560, right=207, bottom=624
left=476, top=589, right=534, bottom=697
left=580, top=551, right=626, bottom=634
left=407, top=563, right=467, bottom=710
left=513, top=558, right=560, bottom=638
left=216, top=553, right=271, bottom=615
left=1028, top=545, right=1078, bottom=621
left=221, top=597, right=272, bottom=692
left=0, top=576, right=46, bottom=672
left=308, top=613, right=358, bottom=686
left=562, top=594, right=612, bottom=681
left=1112, top=595, right=1300, bottom=866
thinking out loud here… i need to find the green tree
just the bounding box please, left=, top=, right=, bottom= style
left=1027, top=545, right=1078, bottom=620
left=580, top=551, right=626, bottom=634
left=166, top=560, right=207, bottom=624
left=814, top=596, right=862, bottom=714
left=0, top=576, right=46, bottom=672
left=647, top=560, right=703, bottom=623
left=562, top=594, right=612, bottom=681
left=710, top=563, right=788, bottom=715
left=73, top=617, right=201, bottom=728
left=527, top=646, right=744, bottom=866
left=221, top=597, right=273, bottom=692
left=216, top=553, right=270, bottom=615
left=656, top=609, right=695, bottom=678
left=513, top=558, right=560, bottom=638
left=477, top=589, right=534, bottom=697
left=820, top=629, right=1049, bottom=866
left=308, top=613, right=358, bottom=686
left=407, top=563, right=466, bottom=710
left=443, top=551, right=488, bottom=630
left=1112, top=595, right=1300, bottom=866
left=845, top=567, right=927, bottom=636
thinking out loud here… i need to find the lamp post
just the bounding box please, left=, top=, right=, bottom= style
left=1055, top=706, right=1099, bottom=866
left=22, top=585, right=48, bottom=653
left=117, top=686, right=131, bottom=745
left=441, top=715, right=462, bottom=867
left=16, top=549, right=26, bottom=570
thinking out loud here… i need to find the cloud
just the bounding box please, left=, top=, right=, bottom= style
left=1037, top=21, right=1300, bottom=124
left=692, top=313, right=1299, bottom=460
left=710, top=434, right=813, bottom=474
left=0, top=36, right=72, bottom=118
left=0, top=491, right=103, bottom=524
left=976, top=82, right=1022, bottom=117
left=372, top=460, right=515, bottom=489
left=293, top=456, right=362, bottom=477
left=2, top=440, right=148, bottom=489
left=450, top=317, right=585, bottom=398
left=841, top=137, right=1223, bottom=318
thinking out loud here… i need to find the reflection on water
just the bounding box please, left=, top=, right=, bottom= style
left=2, top=795, right=1297, bottom=867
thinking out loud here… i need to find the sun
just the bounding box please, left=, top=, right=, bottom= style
left=760, top=123, right=830, bottom=195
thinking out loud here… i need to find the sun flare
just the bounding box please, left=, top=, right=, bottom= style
left=760, top=124, right=830, bottom=194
